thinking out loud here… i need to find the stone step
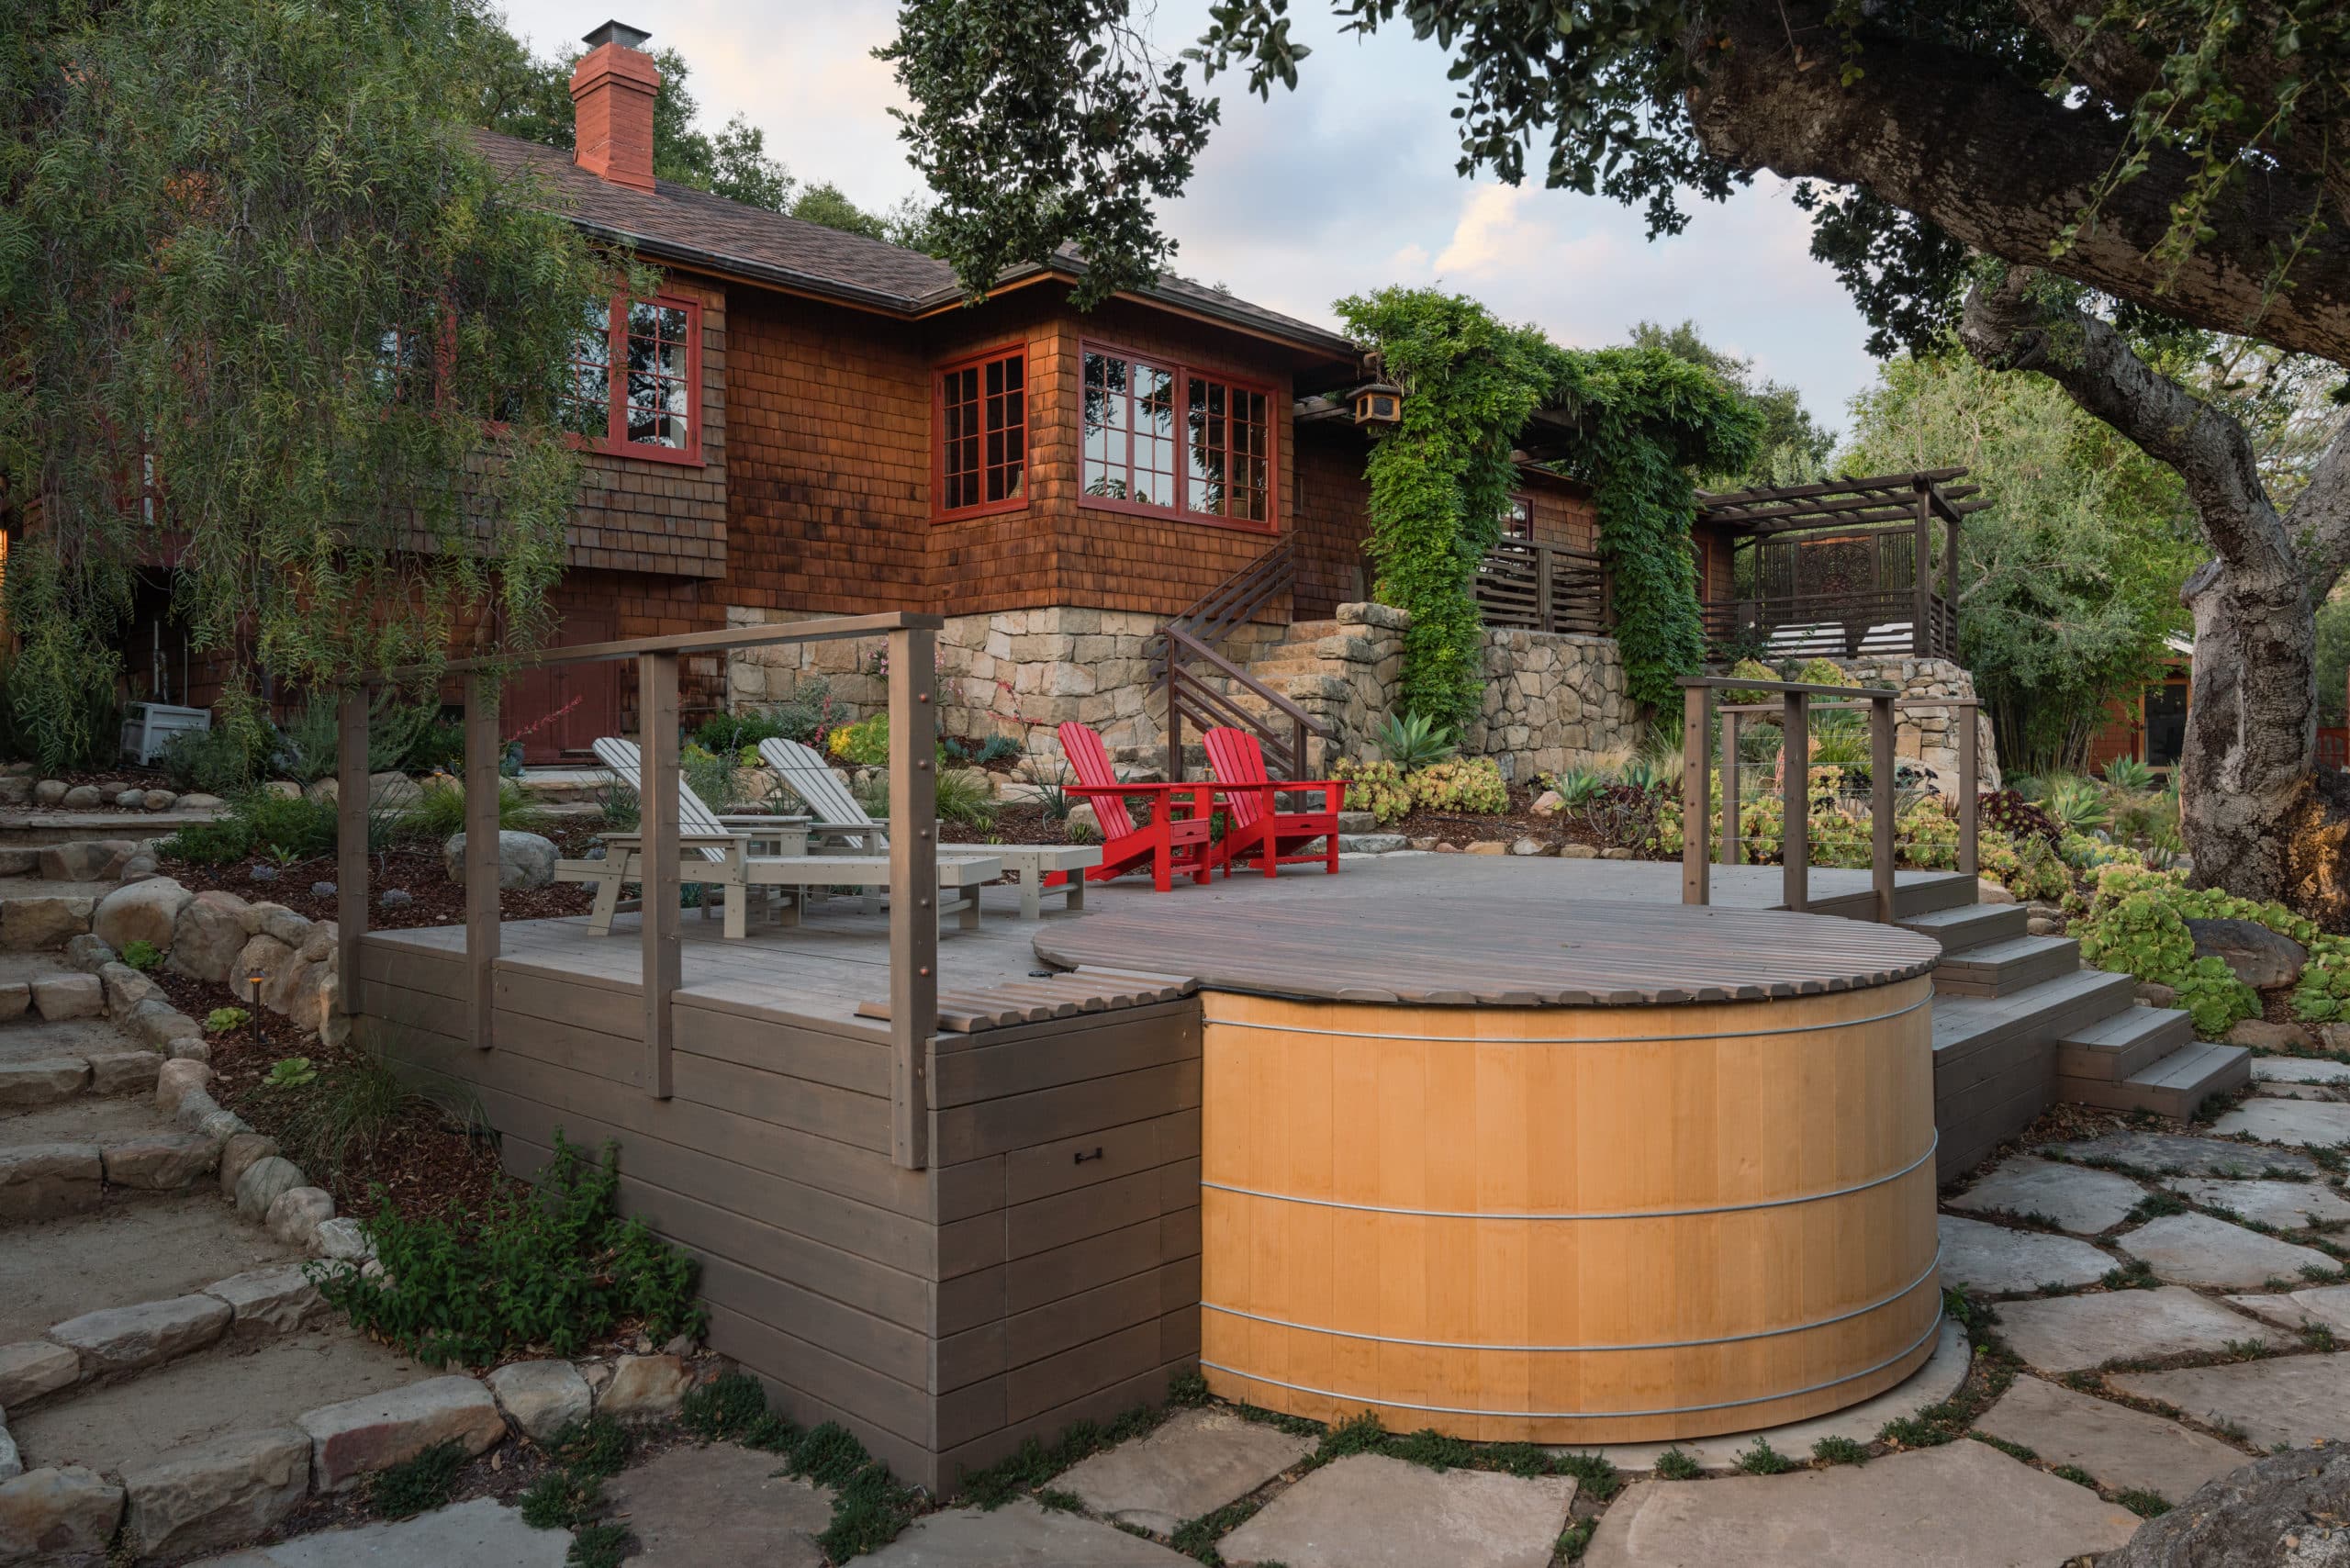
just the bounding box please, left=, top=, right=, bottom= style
left=1897, top=902, right=2028, bottom=958
left=1934, top=934, right=2082, bottom=998
left=2, top=1093, right=224, bottom=1223
left=1, top=1190, right=308, bottom=1352
left=2053, top=1003, right=2198, bottom=1083
left=2055, top=1041, right=2253, bottom=1121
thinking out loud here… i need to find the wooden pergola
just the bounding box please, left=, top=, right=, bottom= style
left=1695, top=469, right=1990, bottom=662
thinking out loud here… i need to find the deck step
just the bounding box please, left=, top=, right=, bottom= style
left=1897, top=902, right=2027, bottom=957
left=2054, top=1041, right=2252, bottom=1120
left=2053, top=1004, right=2197, bottom=1082
left=1933, top=934, right=2080, bottom=998
left=1931, top=966, right=2137, bottom=1179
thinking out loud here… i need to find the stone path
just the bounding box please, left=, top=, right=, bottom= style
left=186, top=1497, right=568, bottom=1566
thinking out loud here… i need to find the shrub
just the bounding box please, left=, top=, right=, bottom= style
left=120, top=938, right=163, bottom=972
left=234, top=790, right=338, bottom=860
left=1332, top=757, right=1411, bottom=824
left=767, top=678, right=837, bottom=746
left=402, top=776, right=550, bottom=838
left=205, top=1006, right=250, bottom=1034
left=827, top=712, right=890, bottom=767
left=973, top=734, right=1023, bottom=767
left=2070, top=869, right=2266, bottom=1037
left=1540, top=764, right=1608, bottom=808
left=1976, top=829, right=2073, bottom=902
left=934, top=767, right=996, bottom=827
left=2039, top=776, right=2112, bottom=834
left=1375, top=711, right=1459, bottom=769
left=1407, top=756, right=1507, bottom=814
left=161, top=816, right=255, bottom=866
left=368, top=1440, right=467, bottom=1519
left=2058, top=831, right=2142, bottom=871
left=695, top=711, right=789, bottom=756
left=1718, top=656, right=1782, bottom=706
left=403, top=718, right=466, bottom=775
left=1977, top=788, right=2062, bottom=847
left=158, top=724, right=267, bottom=795
left=310, top=1132, right=704, bottom=1366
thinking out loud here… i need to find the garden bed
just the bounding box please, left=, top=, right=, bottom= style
left=156, top=820, right=604, bottom=930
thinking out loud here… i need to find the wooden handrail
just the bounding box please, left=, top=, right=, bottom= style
left=1148, top=535, right=1295, bottom=678
left=1160, top=622, right=1334, bottom=781
left=338, top=616, right=943, bottom=1171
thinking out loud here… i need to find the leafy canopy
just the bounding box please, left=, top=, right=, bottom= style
left=0, top=0, right=619, bottom=767
left=1626, top=320, right=1835, bottom=489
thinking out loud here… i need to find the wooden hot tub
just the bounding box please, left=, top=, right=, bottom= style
left=1041, top=896, right=1944, bottom=1443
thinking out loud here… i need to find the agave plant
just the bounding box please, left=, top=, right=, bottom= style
left=1546, top=765, right=1609, bottom=808
left=2101, top=756, right=2157, bottom=793
left=1376, top=711, right=1459, bottom=770
left=2039, top=775, right=2112, bottom=834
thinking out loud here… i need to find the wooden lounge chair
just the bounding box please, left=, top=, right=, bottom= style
left=1203, top=726, right=1347, bottom=879
left=757, top=737, right=1101, bottom=919
left=554, top=739, right=1000, bottom=935
left=1048, top=721, right=1221, bottom=892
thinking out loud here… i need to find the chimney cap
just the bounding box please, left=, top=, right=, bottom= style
left=581, top=19, right=651, bottom=50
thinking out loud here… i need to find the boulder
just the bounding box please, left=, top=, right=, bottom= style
left=303, top=778, right=338, bottom=807
left=84, top=1050, right=161, bottom=1095
left=177, top=792, right=225, bottom=812
left=58, top=784, right=103, bottom=810
left=254, top=904, right=310, bottom=947
left=61, top=933, right=114, bottom=969
left=259, top=781, right=300, bottom=801
left=313, top=1216, right=374, bottom=1262
left=2102, top=1444, right=2350, bottom=1567
left=47, top=1294, right=230, bottom=1375
left=97, top=962, right=160, bottom=1022
left=299, top=921, right=337, bottom=963
left=442, top=831, right=559, bottom=891
left=0, top=1059, right=86, bottom=1107
left=598, top=1354, right=693, bottom=1419
left=0, top=1341, right=80, bottom=1409
left=367, top=771, right=422, bottom=809
left=101, top=1133, right=220, bottom=1190
left=298, top=1376, right=504, bottom=1492
left=0, top=1143, right=102, bottom=1221
left=1977, top=878, right=2018, bottom=904
left=228, top=934, right=295, bottom=1002
left=29, top=780, right=66, bottom=806
left=154, top=1058, right=212, bottom=1115
left=265, top=1186, right=335, bottom=1249
left=142, top=790, right=176, bottom=812
left=0, top=897, right=94, bottom=951
left=204, top=1265, right=326, bottom=1337
left=259, top=954, right=318, bottom=1023
left=2188, top=917, right=2310, bottom=990
left=0, top=778, right=28, bottom=808
left=38, top=840, right=132, bottom=882
left=2138, top=980, right=2180, bottom=1008
left=128, top=998, right=202, bottom=1052
left=119, top=1426, right=309, bottom=1557
left=92, top=877, right=191, bottom=954
left=0, top=851, right=29, bottom=879
left=168, top=890, right=252, bottom=982
left=113, top=790, right=144, bottom=810
left=2228, top=1018, right=2315, bottom=1052
left=218, top=1133, right=280, bottom=1198
left=0, top=1466, right=124, bottom=1563
left=1529, top=790, right=1565, bottom=816
left=234, top=1156, right=306, bottom=1222
left=486, top=1361, right=594, bottom=1443
left=28, top=973, right=101, bottom=1022
left=0, top=982, right=23, bottom=1021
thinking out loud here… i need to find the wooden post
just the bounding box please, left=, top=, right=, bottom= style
left=1959, top=700, right=1980, bottom=879
left=463, top=673, right=500, bottom=1051
left=1167, top=674, right=1183, bottom=785
left=1871, top=692, right=1897, bottom=924
left=1681, top=684, right=1709, bottom=906
left=1721, top=711, right=1741, bottom=868
left=1535, top=545, right=1555, bottom=635
left=639, top=652, right=680, bottom=1098
left=887, top=624, right=939, bottom=1170
left=1912, top=483, right=1932, bottom=659
left=1782, top=691, right=1809, bottom=913
left=1292, top=714, right=1306, bottom=783
left=335, top=689, right=368, bottom=1015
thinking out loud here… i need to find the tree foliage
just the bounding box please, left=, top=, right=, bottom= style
left=1838, top=348, right=2200, bottom=772
left=1338, top=288, right=1757, bottom=725
left=0, top=0, right=616, bottom=766
left=1626, top=319, right=1835, bottom=488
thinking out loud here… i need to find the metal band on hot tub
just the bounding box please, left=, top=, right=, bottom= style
left=1200, top=988, right=1930, bottom=1045
left=1203, top=1247, right=1942, bottom=1354
left=1203, top=1308, right=1948, bottom=1424
left=1203, top=1131, right=1937, bottom=1221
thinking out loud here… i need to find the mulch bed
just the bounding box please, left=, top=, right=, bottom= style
left=149, top=966, right=509, bottom=1222
left=157, top=820, right=603, bottom=931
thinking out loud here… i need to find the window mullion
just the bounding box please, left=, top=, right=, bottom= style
left=605, top=297, right=625, bottom=447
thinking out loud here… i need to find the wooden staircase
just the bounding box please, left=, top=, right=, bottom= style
left=1141, top=540, right=1338, bottom=781
left=1899, top=898, right=2250, bottom=1177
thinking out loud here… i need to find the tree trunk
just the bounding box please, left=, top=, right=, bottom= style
left=1958, top=270, right=2350, bottom=927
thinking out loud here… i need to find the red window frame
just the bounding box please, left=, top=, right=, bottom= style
left=1501, top=493, right=1534, bottom=541
left=563, top=293, right=704, bottom=466
left=933, top=345, right=1030, bottom=521
left=1079, top=341, right=1279, bottom=534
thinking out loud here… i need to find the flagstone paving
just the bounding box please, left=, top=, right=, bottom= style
left=1580, top=1442, right=2140, bottom=1568
left=2254, top=1057, right=2350, bottom=1083
left=2209, top=1098, right=2350, bottom=1147
left=599, top=1441, right=832, bottom=1567
left=1214, top=1453, right=1574, bottom=1568
left=2165, top=1174, right=2350, bottom=1226
left=857, top=1498, right=1195, bottom=1565
left=1975, top=1375, right=2250, bottom=1503
left=2224, top=1292, right=2331, bottom=1330
left=186, top=1498, right=567, bottom=1566
left=1936, top=1214, right=2114, bottom=1294
left=1058, top=1406, right=1315, bottom=1535
left=2046, top=1131, right=2321, bottom=1178
left=2288, top=1282, right=2350, bottom=1330
left=1944, top=1155, right=2143, bottom=1233
left=2109, top=1352, right=2350, bottom=1450
left=2118, top=1212, right=2341, bottom=1288
left=1989, top=1285, right=2273, bottom=1372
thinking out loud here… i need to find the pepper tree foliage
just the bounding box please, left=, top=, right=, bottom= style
left=1340, top=289, right=1758, bottom=727
left=0, top=0, right=621, bottom=766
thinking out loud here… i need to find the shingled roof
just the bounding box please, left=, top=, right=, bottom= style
left=473, top=129, right=1358, bottom=361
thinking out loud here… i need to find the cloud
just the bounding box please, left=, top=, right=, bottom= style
left=1431, top=185, right=1527, bottom=274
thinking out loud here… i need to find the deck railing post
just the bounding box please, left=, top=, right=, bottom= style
left=1681, top=684, right=1709, bottom=906
left=1167, top=670, right=1183, bottom=784
left=1292, top=714, right=1306, bottom=782
left=1720, top=711, right=1741, bottom=868
left=1959, top=700, right=1980, bottom=879
left=639, top=653, right=679, bottom=1098
left=335, top=688, right=368, bottom=1017
left=464, top=673, right=501, bottom=1051
left=1535, top=544, right=1555, bottom=634
left=1783, top=691, right=1809, bottom=913
left=887, top=624, right=939, bottom=1170
left=1870, top=692, right=1897, bottom=924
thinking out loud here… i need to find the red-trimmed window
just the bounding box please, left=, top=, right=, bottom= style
left=935, top=348, right=1027, bottom=517
left=561, top=295, right=702, bottom=464
left=1502, top=494, right=1534, bottom=541
left=1081, top=344, right=1277, bottom=530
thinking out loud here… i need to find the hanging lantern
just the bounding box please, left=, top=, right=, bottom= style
left=1350, top=381, right=1403, bottom=426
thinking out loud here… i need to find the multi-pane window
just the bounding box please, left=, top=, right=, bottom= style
left=936, top=350, right=1027, bottom=516
left=1082, top=346, right=1276, bottom=529
left=1501, top=495, right=1533, bottom=541
left=562, top=295, right=699, bottom=460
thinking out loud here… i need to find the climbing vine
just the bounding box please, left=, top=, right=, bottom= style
left=1337, top=288, right=1759, bottom=727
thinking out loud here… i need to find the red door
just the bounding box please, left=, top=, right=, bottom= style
left=504, top=606, right=621, bottom=766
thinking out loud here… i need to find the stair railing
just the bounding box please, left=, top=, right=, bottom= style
left=1146, top=535, right=1297, bottom=680
left=1160, top=622, right=1335, bottom=784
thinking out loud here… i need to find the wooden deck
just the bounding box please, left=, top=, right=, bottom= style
left=351, top=851, right=1973, bottom=1490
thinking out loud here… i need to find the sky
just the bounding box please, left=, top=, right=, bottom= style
left=496, top=0, right=1888, bottom=443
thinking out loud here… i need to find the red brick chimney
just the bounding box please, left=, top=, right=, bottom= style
left=571, top=21, right=660, bottom=192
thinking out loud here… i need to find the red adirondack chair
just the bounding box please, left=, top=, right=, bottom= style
left=1046, top=722, right=1223, bottom=892
left=1203, top=726, right=1347, bottom=879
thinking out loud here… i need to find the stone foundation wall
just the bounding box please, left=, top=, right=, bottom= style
left=1830, top=656, right=2004, bottom=794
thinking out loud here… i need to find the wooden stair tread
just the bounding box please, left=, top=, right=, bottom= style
left=1932, top=968, right=2135, bottom=1053
left=2060, top=1004, right=2195, bottom=1050
left=2129, top=1040, right=2248, bottom=1092
left=1934, top=933, right=2079, bottom=972
left=1896, top=903, right=2026, bottom=955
